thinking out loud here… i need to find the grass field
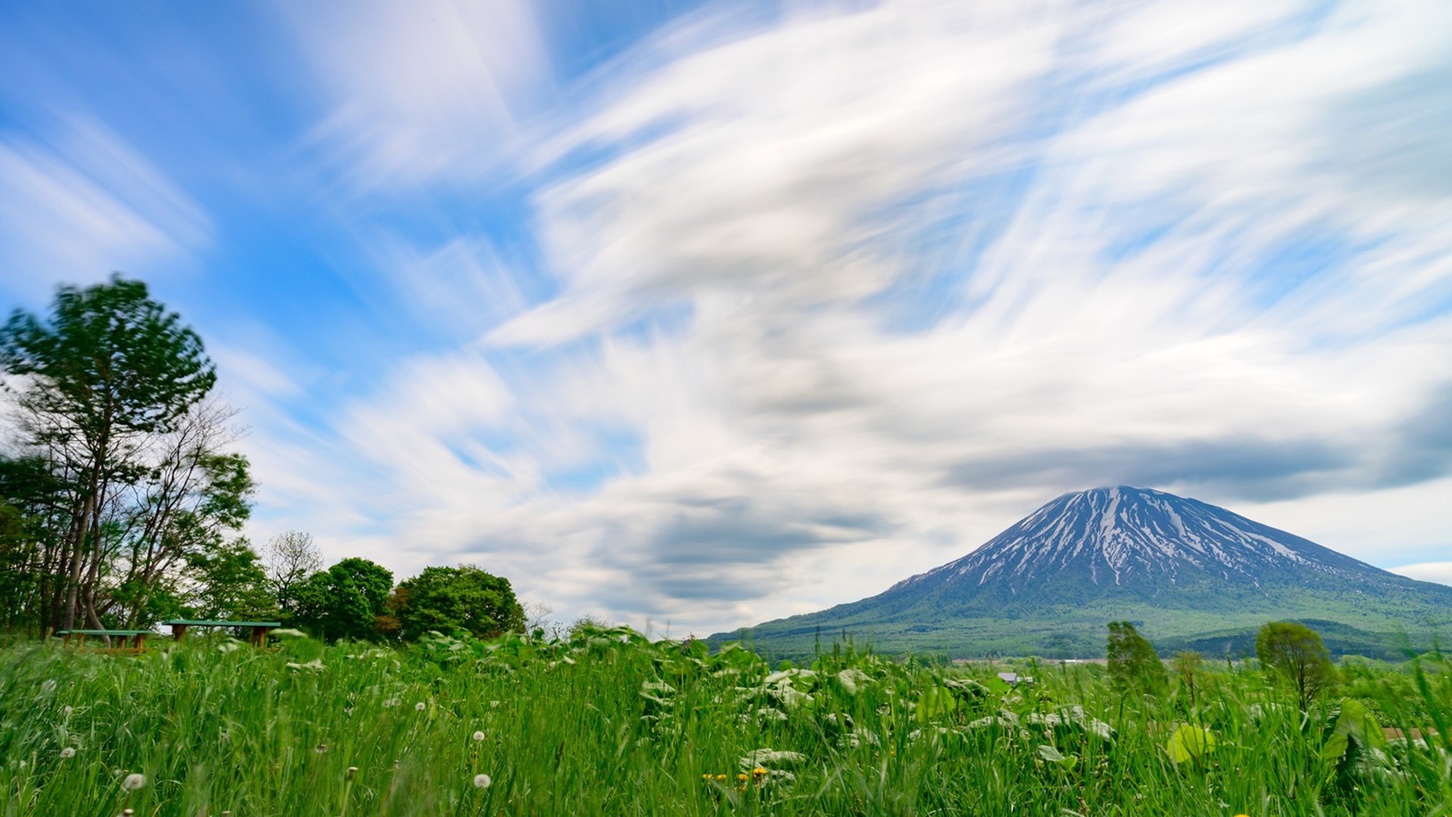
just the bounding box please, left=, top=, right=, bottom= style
left=1, top=628, right=1449, bottom=816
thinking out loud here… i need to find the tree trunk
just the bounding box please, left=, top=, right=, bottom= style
left=59, top=486, right=94, bottom=633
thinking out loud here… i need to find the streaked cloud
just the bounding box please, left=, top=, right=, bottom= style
left=279, top=0, right=552, bottom=189
left=2, top=0, right=1449, bottom=633
left=0, top=118, right=210, bottom=303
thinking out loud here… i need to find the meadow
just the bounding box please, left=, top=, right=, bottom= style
left=1, top=628, right=1449, bottom=816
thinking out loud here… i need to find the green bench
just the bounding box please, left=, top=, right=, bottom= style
left=163, top=619, right=282, bottom=646
left=55, top=629, right=152, bottom=649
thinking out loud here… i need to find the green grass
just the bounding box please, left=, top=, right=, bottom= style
left=1, top=629, right=1450, bottom=815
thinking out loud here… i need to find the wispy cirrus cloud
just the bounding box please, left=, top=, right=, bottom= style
left=0, top=117, right=210, bottom=304
left=277, top=0, right=552, bottom=191
left=228, top=0, right=1452, bottom=631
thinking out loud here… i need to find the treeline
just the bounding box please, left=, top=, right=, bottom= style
left=0, top=276, right=523, bottom=642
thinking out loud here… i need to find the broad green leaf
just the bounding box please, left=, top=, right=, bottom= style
left=1036, top=744, right=1078, bottom=769
left=915, top=685, right=958, bottom=724
left=1166, top=724, right=1216, bottom=763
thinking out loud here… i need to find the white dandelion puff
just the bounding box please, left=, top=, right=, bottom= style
left=415, top=701, right=427, bottom=712
left=472, top=731, right=485, bottom=742
left=473, top=773, right=492, bottom=789
left=121, top=772, right=146, bottom=790
left=60, top=746, right=76, bottom=758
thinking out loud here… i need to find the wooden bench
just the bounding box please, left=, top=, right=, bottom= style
left=55, top=629, right=151, bottom=649
left=163, top=619, right=282, bottom=647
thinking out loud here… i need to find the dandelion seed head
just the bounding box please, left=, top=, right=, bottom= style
left=121, top=772, right=146, bottom=790
left=473, top=773, right=492, bottom=789
left=472, top=730, right=485, bottom=742
left=60, top=747, right=76, bottom=758
left=415, top=701, right=426, bottom=711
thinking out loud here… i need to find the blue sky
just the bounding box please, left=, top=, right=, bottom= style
left=2, top=0, right=1450, bottom=635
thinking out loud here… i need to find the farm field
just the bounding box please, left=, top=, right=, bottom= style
left=1, top=629, right=1449, bottom=816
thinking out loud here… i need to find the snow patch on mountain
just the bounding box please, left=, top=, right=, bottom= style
left=892, top=486, right=1376, bottom=593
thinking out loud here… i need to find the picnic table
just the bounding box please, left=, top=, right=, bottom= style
left=163, top=619, right=282, bottom=647
left=55, top=629, right=151, bottom=649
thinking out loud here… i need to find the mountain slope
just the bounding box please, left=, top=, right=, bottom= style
left=719, top=486, right=1452, bottom=659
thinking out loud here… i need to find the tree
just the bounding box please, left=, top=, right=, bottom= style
left=108, top=398, right=255, bottom=627
left=1171, top=651, right=1205, bottom=710
left=0, top=456, right=69, bottom=632
left=190, top=540, right=278, bottom=622
left=391, top=565, right=524, bottom=642
left=263, top=530, right=322, bottom=615
left=1256, top=620, right=1334, bottom=709
left=0, top=276, right=219, bottom=632
left=1106, top=621, right=1167, bottom=696
left=291, top=558, right=393, bottom=642
left=521, top=599, right=554, bottom=638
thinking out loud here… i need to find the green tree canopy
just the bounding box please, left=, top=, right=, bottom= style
left=0, top=275, right=238, bottom=633
left=291, top=558, right=394, bottom=643
left=1106, top=621, right=1168, bottom=697
left=391, top=565, right=524, bottom=642
left=191, top=540, right=278, bottom=622
left=1256, top=620, right=1334, bottom=708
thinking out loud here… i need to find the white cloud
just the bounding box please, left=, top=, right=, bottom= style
left=279, top=0, right=551, bottom=189
left=241, top=0, right=1452, bottom=634
left=0, top=118, right=210, bottom=303
left=1390, top=562, right=1452, bottom=588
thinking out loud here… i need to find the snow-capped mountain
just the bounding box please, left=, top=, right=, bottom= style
left=889, top=486, right=1377, bottom=595
left=721, top=486, right=1452, bottom=658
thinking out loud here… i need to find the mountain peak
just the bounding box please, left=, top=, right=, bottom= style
left=723, top=485, right=1452, bottom=658
left=894, top=485, right=1372, bottom=593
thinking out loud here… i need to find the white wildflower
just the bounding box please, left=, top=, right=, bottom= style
left=415, top=701, right=427, bottom=712
left=60, top=746, right=76, bottom=758
left=473, top=773, right=492, bottom=789
left=472, top=730, right=485, bottom=742
left=121, top=772, right=146, bottom=790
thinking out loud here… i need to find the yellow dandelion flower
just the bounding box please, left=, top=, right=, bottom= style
left=752, top=767, right=769, bottom=776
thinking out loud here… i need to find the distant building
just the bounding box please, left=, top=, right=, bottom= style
left=997, top=672, right=1034, bottom=686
